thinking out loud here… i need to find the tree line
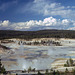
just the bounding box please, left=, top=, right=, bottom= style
left=21, top=66, right=75, bottom=75
left=0, top=30, right=75, bottom=40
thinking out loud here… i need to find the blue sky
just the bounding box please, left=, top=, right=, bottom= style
left=0, top=0, right=75, bottom=31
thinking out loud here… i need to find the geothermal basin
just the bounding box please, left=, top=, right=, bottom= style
left=1, top=40, right=75, bottom=71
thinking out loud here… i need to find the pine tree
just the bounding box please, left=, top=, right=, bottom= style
left=66, top=60, right=69, bottom=67
left=56, top=70, right=60, bottom=75
left=28, top=66, right=31, bottom=73
left=65, top=68, right=68, bottom=75
left=32, top=68, right=35, bottom=72
left=72, top=69, right=75, bottom=75
left=38, top=71, right=41, bottom=75
left=45, top=69, right=49, bottom=75
left=53, top=70, right=56, bottom=75
left=0, top=58, right=6, bottom=74
left=1, top=65, right=6, bottom=73
left=69, top=57, right=73, bottom=66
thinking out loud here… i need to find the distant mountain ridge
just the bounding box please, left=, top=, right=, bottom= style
left=0, top=29, right=75, bottom=40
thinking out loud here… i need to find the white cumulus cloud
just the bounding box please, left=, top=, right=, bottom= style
left=43, top=17, right=57, bottom=26
left=0, top=17, right=75, bottom=31
left=62, top=19, right=70, bottom=25
left=1, top=20, right=10, bottom=27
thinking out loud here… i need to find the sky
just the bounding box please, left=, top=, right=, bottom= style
left=0, top=0, right=75, bottom=31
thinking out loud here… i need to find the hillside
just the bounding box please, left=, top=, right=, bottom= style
left=0, top=29, right=75, bottom=40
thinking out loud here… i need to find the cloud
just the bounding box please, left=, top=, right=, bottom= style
left=20, top=0, right=75, bottom=20
left=68, top=27, right=75, bottom=30
left=0, top=20, right=10, bottom=27
left=0, top=17, right=75, bottom=31
left=33, top=0, right=75, bottom=19
left=62, top=19, right=70, bottom=25
left=43, top=17, right=57, bottom=26
left=35, top=0, right=75, bottom=19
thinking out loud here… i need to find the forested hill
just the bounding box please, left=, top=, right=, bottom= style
left=0, top=30, right=75, bottom=40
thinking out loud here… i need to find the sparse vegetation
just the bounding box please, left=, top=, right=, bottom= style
left=24, top=40, right=61, bottom=46
left=64, top=58, right=75, bottom=67
left=22, top=69, right=26, bottom=73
